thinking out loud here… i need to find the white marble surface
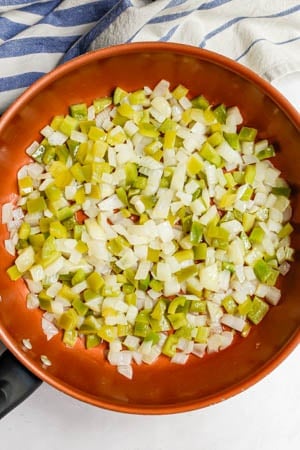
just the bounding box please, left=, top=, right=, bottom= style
left=0, top=72, right=299, bottom=450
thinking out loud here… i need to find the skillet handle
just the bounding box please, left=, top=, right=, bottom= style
left=0, top=350, right=42, bottom=419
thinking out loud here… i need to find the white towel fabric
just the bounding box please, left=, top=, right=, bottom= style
left=0, top=0, right=299, bottom=114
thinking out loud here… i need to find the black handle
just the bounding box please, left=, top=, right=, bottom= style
left=0, top=350, right=42, bottom=419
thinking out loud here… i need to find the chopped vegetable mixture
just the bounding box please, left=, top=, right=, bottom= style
left=2, top=80, right=294, bottom=379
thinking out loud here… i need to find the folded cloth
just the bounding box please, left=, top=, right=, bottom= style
left=0, top=0, right=299, bottom=114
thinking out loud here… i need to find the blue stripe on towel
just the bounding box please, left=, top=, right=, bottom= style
left=61, top=0, right=132, bottom=62
left=0, top=17, right=28, bottom=40
left=236, top=36, right=300, bottom=62
left=199, top=5, right=300, bottom=47
left=41, top=1, right=113, bottom=27
left=0, top=35, right=78, bottom=58
left=19, top=0, right=61, bottom=16
left=0, top=71, right=45, bottom=92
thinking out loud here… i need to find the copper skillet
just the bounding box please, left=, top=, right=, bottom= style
left=0, top=43, right=299, bottom=417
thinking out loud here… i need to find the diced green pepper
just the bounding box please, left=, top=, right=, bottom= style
left=59, top=115, right=79, bottom=137
left=200, top=142, right=222, bottom=167
left=278, top=222, right=293, bottom=238
left=271, top=186, right=291, bottom=197
left=86, top=334, right=101, bottom=349
left=222, top=295, right=237, bottom=314
left=93, top=97, right=112, bottom=113
left=72, top=298, right=89, bottom=316
left=224, top=132, right=240, bottom=150
left=27, top=196, right=46, bottom=214
left=256, top=145, right=275, bottom=161
left=253, top=259, right=279, bottom=286
left=6, top=265, right=22, bottom=281
left=247, top=296, right=269, bottom=324
left=70, top=103, right=88, bottom=120
left=175, top=265, right=198, bottom=283
left=63, top=329, right=78, bottom=347
left=249, top=226, right=265, bottom=245
left=195, top=326, right=210, bottom=343
left=162, top=334, right=178, bottom=357
left=214, top=104, right=227, bottom=124
left=57, top=309, right=78, bottom=330
left=86, top=272, right=104, bottom=291
left=238, top=296, right=253, bottom=316
left=167, top=312, right=187, bottom=329
left=190, top=221, right=204, bottom=244
left=239, top=126, right=257, bottom=142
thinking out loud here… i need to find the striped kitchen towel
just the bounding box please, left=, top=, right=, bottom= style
left=0, top=0, right=299, bottom=114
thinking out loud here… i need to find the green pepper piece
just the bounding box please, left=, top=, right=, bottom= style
left=175, top=265, right=198, bottom=283
left=247, top=296, right=269, bottom=324
left=200, top=142, right=222, bottom=167
left=49, top=220, right=67, bottom=238
left=249, top=226, right=265, bottom=245
left=195, top=326, right=210, bottom=343
left=256, top=145, right=275, bottom=161
left=224, top=132, right=240, bottom=150
left=134, top=321, right=151, bottom=338
left=113, top=87, right=128, bottom=105
left=6, top=265, right=23, bottom=281
left=244, top=164, right=256, bottom=185
left=83, top=289, right=100, bottom=302
left=27, top=196, right=47, bottom=214
left=174, top=249, right=194, bottom=262
left=86, top=272, right=105, bottom=291
left=72, top=298, right=89, bottom=316
left=125, top=293, right=137, bottom=305
left=189, top=299, right=206, bottom=314
left=121, top=283, right=134, bottom=296
left=222, top=261, right=235, bottom=273
left=70, top=103, right=88, bottom=120
left=93, top=97, right=112, bottom=113
left=174, top=325, right=193, bottom=339
left=193, top=243, right=207, bottom=260
left=117, top=323, right=133, bottom=337
left=167, top=312, right=187, bottom=329
left=208, top=131, right=224, bottom=147
left=147, top=248, right=160, bottom=263
left=214, top=104, right=227, bottom=124
left=149, top=315, right=171, bottom=332
left=79, top=316, right=102, bottom=334
left=144, top=331, right=160, bottom=345
left=124, top=162, right=138, bottom=186
left=57, top=309, right=78, bottom=330
left=86, top=334, right=101, bottom=349
left=31, top=144, right=46, bottom=163
left=222, top=295, right=237, bottom=314
left=168, top=296, right=186, bottom=314
left=190, top=221, right=204, bottom=244
left=191, top=95, right=210, bottom=110
left=151, top=298, right=167, bottom=320
left=29, top=233, right=45, bottom=250
left=149, top=279, right=163, bottom=292
left=59, top=115, right=79, bottom=137
left=97, top=325, right=118, bottom=342
left=239, top=126, right=257, bottom=142
left=18, top=222, right=31, bottom=240
left=187, top=154, right=203, bottom=176
left=271, top=186, right=291, bottom=197
left=162, top=334, right=178, bottom=357
left=116, top=187, right=128, bottom=206
left=139, top=273, right=151, bottom=291
left=278, top=222, right=294, bottom=239
left=253, top=259, right=279, bottom=286
left=238, top=296, right=253, bottom=316
left=63, top=330, right=78, bottom=347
